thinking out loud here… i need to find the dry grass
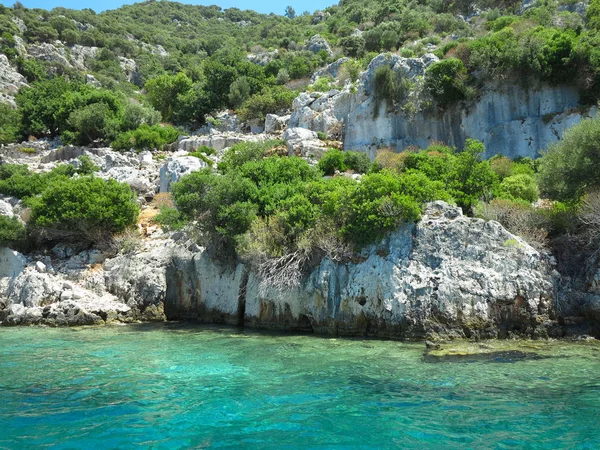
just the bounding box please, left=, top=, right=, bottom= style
left=152, top=192, right=174, bottom=209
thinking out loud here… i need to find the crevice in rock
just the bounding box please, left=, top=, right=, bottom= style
left=236, top=268, right=250, bottom=327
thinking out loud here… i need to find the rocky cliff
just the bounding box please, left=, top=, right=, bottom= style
left=2, top=201, right=598, bottom=339
left=290, top=54, right=598, bottom=159
left=164, top=201, right=558, bottom=340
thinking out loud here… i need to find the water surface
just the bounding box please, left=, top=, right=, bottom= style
left=1, top=324, right=598, bottom=449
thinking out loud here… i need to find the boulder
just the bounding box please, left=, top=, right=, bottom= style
left=0, top=248, right=26, bottom=278
left=307, top=34, right=333, bottom=57
left=264, top=114, right=291, bottom=133
left=311, top=57, right=350, bottom=83
left=101, top=167, right=154, bottom=195
left=283, top=127, right=328, bottom=159
left=0, top=199, right=13, bottom=217
left=159, top=156, right=208, bottom=193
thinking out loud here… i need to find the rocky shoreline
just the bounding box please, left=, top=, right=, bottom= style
left=1, top=194, right=598, bottom=340
left=1, top=117, right=599, bottom=341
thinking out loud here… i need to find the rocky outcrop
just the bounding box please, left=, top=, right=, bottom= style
left=176, top=133, right=266, bottom=153
left=283, top=127, right=328, bottom=159
left=162, top=202, right=558, bottom=339
left=291, top=52, right=597, bottom=159
left=264, top=113, right=290, bottom=133
left=1, top=202, right=597, bottom=338
left=311, top=57, right=350, bottom=83
left=0, top=54, right=28, bottom=107
left=289, top=90, right=343, bottom=138
left=69, top=44, right=99, bottom=71
left=159, top=156, right=208, bottom=193
left=27, top=42, right=72, bottom=68
left=306, top=34, right=333, bottom=57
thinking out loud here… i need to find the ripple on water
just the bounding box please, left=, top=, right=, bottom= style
left=0, top=325, right=599, bottom=449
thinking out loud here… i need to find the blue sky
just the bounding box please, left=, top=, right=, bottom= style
left=0, top=0, right=337, bottom=15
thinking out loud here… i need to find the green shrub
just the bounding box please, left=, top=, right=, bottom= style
left=318, top=149, right=346, bottom=175
left=316, top=131, right=327, bottom=141
left=187, top=151, right=214, bottom=166
left=498, top=174, right=540, bottom=202
left=218, top=140, right=282, bottom=173
left=154, top=206, right=188, bottom=231
left=172, top=168, right=259, bottom=240
left=373, top=64, right=412, bottom=109
left=309, top=76, right=334, bottom=92
left=76, top=156, right=101, bottom=175
left=0, top=104, right=21, bottom=145
left=238, top=86, right=297, bottom=121
left=323, top=171, right=422, bottom=246
left=28, top=176, right=140, bottom=244
left=424, top=58, right=468, bottom=106
left=0, top=215, right=28, bottom=250
left=229, top=76, right=251, bottom=108
left=538, top=116, right=600, bottom=201
left=343, top=151, right=371, bottom=174
left=111, top=124, right=179, bottom=151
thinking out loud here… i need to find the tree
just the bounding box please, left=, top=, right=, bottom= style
left=0, top=104, right=21, bottom=144
left=425, top=58, right=468, bottom=107
left=284, top=6, right=296, bottom=19
left=538, top=116, right=600, bottom=201
left=145, top=73, right=193, bottom=122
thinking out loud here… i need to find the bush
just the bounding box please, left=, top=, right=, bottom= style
left=218, top=140, right=282, bottom=172
left=318, top=148, right=346, bottom=175
left=28, top=176, right=140, bottom=244
left=0, top=215, right=28, bottom=250
left=229, top=76, right=251, bottom=108
left=424, top=58, right=468, bottom=106
left=343, top=151, right=371, bottom=174
left=323, top=171, right=422, bottom=246
left=171, top=168, right=259, bottom=240
left=538, top=116, right=600, bottom=202
left=238, top=86, right=297, bottom=121
left=498, top=174, right=539, bottom=202
left=373, top=65, right=412, bottom=109
left=154, top=206, right=188, bottom=231
left=111, top=124, right=179, bottom=151
left=121, top=103, right=161, bottom=132
left=0, top=104, right=21, bottom=144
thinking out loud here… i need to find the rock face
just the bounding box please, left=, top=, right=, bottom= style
left=264, top=113, right=290, bottom=133
left=2, top=202, right=596, bottom=338
left=290, top=52, right=597, bottom=159
left=0, top=54, right=28, bottom=107
left=345, top=82, right=595, bottom=159
left=306, top=34, right=333, bottom=57
left=283, top=127, right=328, bottom=159
left=164, top=202, right=557, bottom=339
left=176, top=133, right=265, bottom=153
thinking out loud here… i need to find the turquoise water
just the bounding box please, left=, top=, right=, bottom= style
left=0, top=324, right=599, bottom=449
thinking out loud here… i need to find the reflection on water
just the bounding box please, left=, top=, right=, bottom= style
left=1, top=324, right=598, bottom=449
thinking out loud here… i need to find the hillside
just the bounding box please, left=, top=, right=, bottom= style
left=1, top=0, right=599, bottom=144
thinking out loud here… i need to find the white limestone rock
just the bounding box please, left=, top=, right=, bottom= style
left=0, top=199, right=14, bottom=217
left=264, top=114, right=291, bottom=133
left=283, top=127, right=328, bottom=159
left=159, top=156, right=208, bottom=193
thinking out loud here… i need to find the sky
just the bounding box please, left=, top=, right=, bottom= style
left=0, top=0, right=338, bottom=15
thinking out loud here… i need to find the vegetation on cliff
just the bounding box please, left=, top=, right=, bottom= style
left=3, top=0, right=600, bottom=139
